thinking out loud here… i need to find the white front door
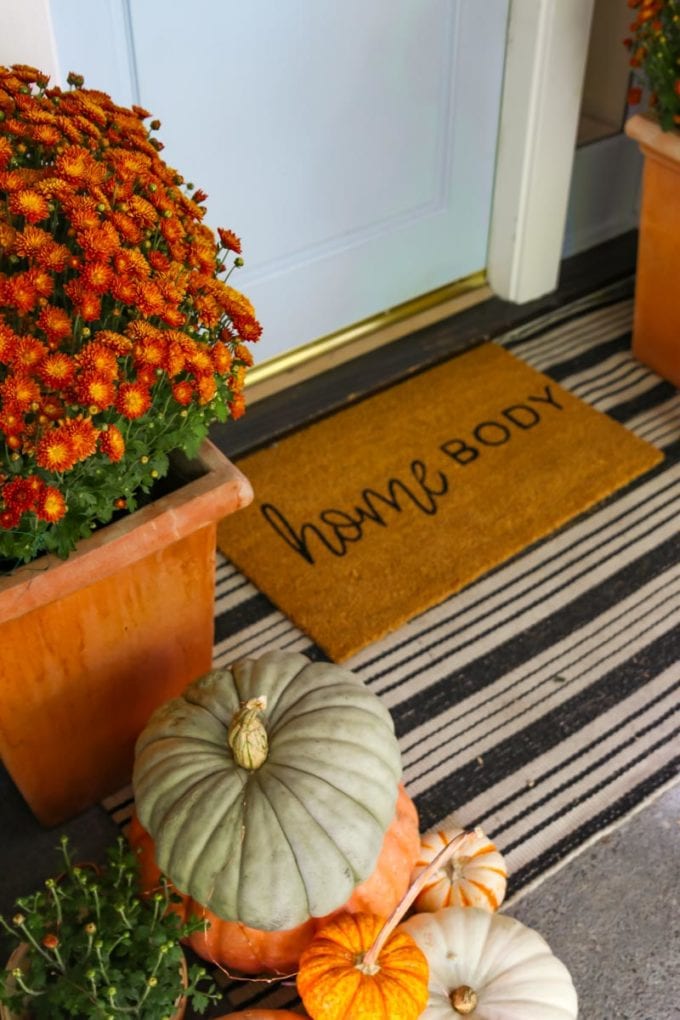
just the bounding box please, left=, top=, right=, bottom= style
left=45, top=0, right=509, bottom=365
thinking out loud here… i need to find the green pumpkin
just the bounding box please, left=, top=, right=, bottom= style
left=133, top=650, right=403, bottom=930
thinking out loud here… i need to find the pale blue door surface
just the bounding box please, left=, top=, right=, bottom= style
left=50, top=0, right=509, bottom=364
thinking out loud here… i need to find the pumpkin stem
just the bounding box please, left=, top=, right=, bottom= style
left=451, top=985, right=478, bottom=1014
left=361, top=826, right=478, bottom=970
left=228, top=696, right=269, bottom=770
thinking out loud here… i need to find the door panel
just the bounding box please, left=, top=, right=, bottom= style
left=50, top=0, right=509, bottom=363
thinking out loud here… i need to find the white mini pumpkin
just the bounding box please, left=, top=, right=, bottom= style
left=411, top=827, right=507, bottom=912
left=400, top=906, right=578, bottom=1019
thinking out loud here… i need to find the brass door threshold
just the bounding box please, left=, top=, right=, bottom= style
left=246, top=270, right=490, bottom=403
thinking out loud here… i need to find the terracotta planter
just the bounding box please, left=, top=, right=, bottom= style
left=0, top=439, right=252, bottom=826
left=625, top=114, right=680, bottom=387
left=0, top=943, right=188, bottom=1019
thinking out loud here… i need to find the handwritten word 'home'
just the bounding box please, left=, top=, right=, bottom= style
left=260, top=385, right=563, bottom=564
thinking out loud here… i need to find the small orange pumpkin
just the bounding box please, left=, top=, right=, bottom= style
left=297, top=912, right=428, bottom=1020
left=128, top=784, right=420, bottom=975
left=296, top=828, right=475, bottom=1020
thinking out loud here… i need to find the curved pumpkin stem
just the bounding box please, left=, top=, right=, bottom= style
left=362, top=826, right=478, bottom=970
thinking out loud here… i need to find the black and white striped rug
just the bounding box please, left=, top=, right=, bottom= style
left=105, top=287, right=680, bottom=1014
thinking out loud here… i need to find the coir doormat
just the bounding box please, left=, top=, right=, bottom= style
left=217, top=343, right=663, bottom=661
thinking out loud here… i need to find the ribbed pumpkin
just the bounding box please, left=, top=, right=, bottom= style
left=129, top=783, right=420, bottom=974
left=400, top=907, right=578, bottom=1018
left=297, top=912, right=429, bottom=1020
left=133, top=651, right=403, bottom=932
left=411, top=826, right=507, bottom=912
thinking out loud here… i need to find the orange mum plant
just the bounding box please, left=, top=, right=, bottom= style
left=625, top=0, right=680, bottom=130
left=0, top=64, right=260, bottom=565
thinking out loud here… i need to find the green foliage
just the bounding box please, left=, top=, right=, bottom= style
left=0, top=836, right=219, bottom=1019
left=626, top=0, right=680, bottom=131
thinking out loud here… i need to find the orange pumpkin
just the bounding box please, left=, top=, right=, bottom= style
left=217, top=1013, right=306, bottom=1019
left=296, top=912, right=429, bottom=1020
left=295, top=826, right=476, bottom=1020
left=129, top=784, right=420, bottom=975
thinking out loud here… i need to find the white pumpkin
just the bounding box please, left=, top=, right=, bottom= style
left=411, top=827, right=507, bottom=912
left=400, top=906, right=578, bottom=1019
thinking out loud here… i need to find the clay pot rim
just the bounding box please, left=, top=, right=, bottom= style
left=625, top=112, right=680, bottom=166
left=0, top=439, right=252, bottom=619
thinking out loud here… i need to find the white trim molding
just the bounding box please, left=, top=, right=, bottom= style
left=488, top=0, right=595, bottom=304
left=0, top=0, right=61, bottom=82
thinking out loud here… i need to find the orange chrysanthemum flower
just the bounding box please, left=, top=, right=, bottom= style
left=132, top=332, right=166, bottom=369
left=36, top=485, right=66, bottom=522
left=8, top=189, right=50, bottom=224
left=135, top=365, right=158, bottom=388
left=171, top=380, right=194, bottom=406
left=76, top=221, right=120, bottom=260
left=134, top=280, right=166, bottom=318
left=98, top=424, right=125, bottom=462
left=116, top=382, right=151, bottom=419
left=81, top=261, right=114, bottom=293
left=64, top=196, right=102, bottom=232
left=1, top=373, right=41, bottom=412
left=78, top=342, right=119, bottom=379
left=217, top=227, right=242, bottom=253
left=34, top=240, right=71, bottom=273
left=196, top=375, right=217, bottom=405
left=55, top=145, right=106, bottom=186
left=27, top=267, right=54, bottom=299
left=64, top=417, right=99, bottom=461
left=5, top=272, right=39, bottom=314
left=128, top=194, right=158, bottom=228
left=37, top=305, right=72, bottom=343
left=0, top=222, right=16, bottom=252
left=92, top=330, right=132, bottom=355
left=11, top=336, right=48, bottom=372
left=185, top=344, right=213, bottom=376
left=74, top=372, right=116, bottom=411
left=35, top=426, right=78, bottom=472
left=110, top=211, right=143, bottom=245
left=114, top=248, right=149, bottom=279
left=13, top=225, right=53, bottom=260
left=234, top=343, right=255, bottom=367
left=164, top=339, right=186, bottom=377
left=39, top=395, right=65, bottom=420
left=229, top=392, right=246, bottom=420
left=29, top=124, right=61, bottom=147
left=64, top=280, right=102, bottom=322
left=38, top=352, right=75, bottom=388
left=109, top=274, right=137, bottom=304
left=211, top=343, right=232, bottom=374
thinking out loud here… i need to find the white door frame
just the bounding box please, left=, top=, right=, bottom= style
left=487, top=0, right=596, bottom=303
left=1, top=0, right=595, bottom=310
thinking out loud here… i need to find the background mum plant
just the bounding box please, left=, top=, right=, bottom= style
left=0, top=835, right=219, bottom=1019
left=625, top=0, right=680, bottom=130
left=0, top=64, right=261, bottom=565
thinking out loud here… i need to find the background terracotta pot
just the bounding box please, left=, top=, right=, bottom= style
left=625, top=114, right=680, bottom=387
left=0, top=440, right=252, bottom=826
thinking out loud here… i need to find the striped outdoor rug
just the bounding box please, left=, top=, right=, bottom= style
left=104, top=287, right=680, bottom=1014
